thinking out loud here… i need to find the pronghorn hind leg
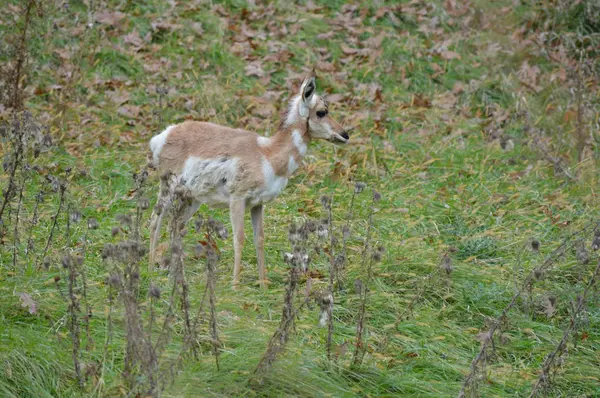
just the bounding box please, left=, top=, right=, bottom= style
left=148, top=177, right=176, bottom=271
left=229, top=198, right=246, bottom=287
left=149, top=209, right=167, bottom=271
left=250, top=204, right=266, bottom=288
left=181, top=200, right=201, bottom=225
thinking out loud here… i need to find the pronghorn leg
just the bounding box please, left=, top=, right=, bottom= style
left=229, top=198, right=246, bottom=287
left=149, top=206, right=170, bottom=271
left=148, top=177, right=176, bottom=271
left=149, top=209, right=159, bottom=269
left=251, top=204, right=266, bottom=288
left=181, top=200, right=201, bottom=225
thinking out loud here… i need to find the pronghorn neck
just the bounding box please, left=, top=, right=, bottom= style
left=258, top=108, right=310, bottom=178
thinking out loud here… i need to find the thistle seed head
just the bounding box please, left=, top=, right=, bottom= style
left=354, top=182, right=366, bottom=194
left=69, top=210, right=82, bottom=223
left=149, top=284, right=161, bottom=299
left=320, top=195, right=331, bottom=209
left=87, top=218, right=99, bottom=230
left=137, top=197, right=150, bottom=210
left=373, top=190, right=382, bottom=202
left=116, top=213, right=132, bottom=228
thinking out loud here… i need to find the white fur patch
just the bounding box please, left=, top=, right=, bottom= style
left=181, top=156, right=238, bottom=207
left=259, top=156, right=288, bottom=203
left=299, top=99, right=309, bottom=118
left=286, top=96, right=302, bottom=126
left=257, top=136, right=271, bottom=147
left=292, top=129, right=307, bottom=156
left=149, top=125, right=175, bottom=165
left=287, top=156, right=299, bottom=175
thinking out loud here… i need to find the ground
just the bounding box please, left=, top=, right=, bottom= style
left=0, top=0, right=599, bottom=397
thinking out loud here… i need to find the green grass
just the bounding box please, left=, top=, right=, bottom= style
left=1, top=0, right=600, bottom=396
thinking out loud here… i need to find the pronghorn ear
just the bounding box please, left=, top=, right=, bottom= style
left=300, top=75, right=316, bottom=105
left=299, top=75, right=316, bottom=118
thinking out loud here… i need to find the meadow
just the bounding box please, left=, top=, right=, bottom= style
left=0, top=0, right=599, bottom=396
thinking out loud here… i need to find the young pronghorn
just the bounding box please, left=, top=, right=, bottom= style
left=148, top=73, right=349, bottom=287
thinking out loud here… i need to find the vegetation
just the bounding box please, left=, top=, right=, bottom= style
left=0, top=0, right=599, bottom=396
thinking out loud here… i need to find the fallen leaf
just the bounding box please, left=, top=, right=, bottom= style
left=326, top=93, right=345, bottom=103
left=316, top=61, right=335, bottom=72
left=122, top=30, right=144, bottom=51
left=412, top=94, right=432, bottom=108
left=433, top=92, right=457, bottom=110
left=341, top=43, right=358, bottom=55
left=245, top=61, right=265, bottom=78
left=251, top=103, right=276, bottom=118
left=517, top=60, right=541, bottom=92
left=117, top=105, right=141, bottom=118
left=317, top=31, right=335, bottom=40
left=107, top=90, right=130, bottom=105
left=95, top=11, right=126, bottom=26
left=440, top=50, right=461, bottom=60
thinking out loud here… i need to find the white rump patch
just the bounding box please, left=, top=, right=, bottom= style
left=257, top=136, right=271, bottom=147
left=292, top=129, right=307, bottom=156
left=182, top=156, right=238, bottom=206
left=259, top=156, right=288, bottom=203
left=287, top=156, right=299, bottom=175
left=149, top=125, right=175, bottom=165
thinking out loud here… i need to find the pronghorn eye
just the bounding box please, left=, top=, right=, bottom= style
left=316, top=110, right=328, bottom=118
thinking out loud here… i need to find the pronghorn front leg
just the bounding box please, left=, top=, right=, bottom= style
left=251, top=204, right=266, bottom=288
left=229, top=198, right=245, bottom=286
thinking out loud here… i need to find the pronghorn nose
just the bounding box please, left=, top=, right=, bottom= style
left=341, top=131, right=350, bottom=140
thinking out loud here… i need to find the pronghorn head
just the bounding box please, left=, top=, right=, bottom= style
left=288, top=73, right=350, bottom=144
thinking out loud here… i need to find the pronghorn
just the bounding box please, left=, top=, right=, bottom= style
left=148, top=73, right=349, bottom=287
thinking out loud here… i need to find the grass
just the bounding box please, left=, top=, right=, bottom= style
left=1, top=0, right=599, bottom=397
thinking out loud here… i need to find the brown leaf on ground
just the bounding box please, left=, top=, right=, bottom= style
left=54, top=47, right=72, bottom=60
left=326, top=93, right=345, bottom=104
left=452, top=82, right=465, bottom=94
left=341, top=43, right=358, bottom=55
left=191, top=22, right=204, bottom=36
left=251, top=103, right=276, bottom=118
left=440, top=50, right=461, bottom=60
left=151, top=20, right=183, bottom=33
left=412, top=94, right=432, bottom=108
left=264, top=50, right=294, bottom=63
left=316, top=61, right=335, bottom=72
left=356, top=83, right=383, bottom=102
left=123, top=30, right=145, bottom=51
left=433, top=92, right=457, bottom=110
left=118, top=105, right=141, bottom=118
left=245, top=61, right=266, bottom=78
left=106, top=90, right=130, bottom=105
left=317, top=31, right=336, bottom=40
left=365, top=32, right=386, bottom=49
left=96, top=11, right=126, bottom=26
left=517, top=60, right=541, bottom=92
